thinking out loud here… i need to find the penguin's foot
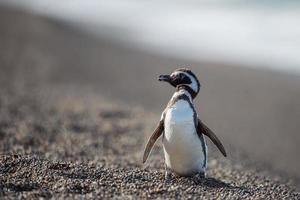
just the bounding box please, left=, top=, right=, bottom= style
left=164, top=166, right=173, bottom=182
left=192, top=171, right=206, bottom=184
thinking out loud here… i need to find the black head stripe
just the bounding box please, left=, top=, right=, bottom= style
left=171, top=73, right=192, bottom=86
left=176, top=85, right=197, bottom=99
left=181, top=74, right=192, bottom=84
left=176, top=68, right=201, bottom=93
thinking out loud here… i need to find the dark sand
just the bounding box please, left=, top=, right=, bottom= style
left=0, top=7, right=299, bottom=199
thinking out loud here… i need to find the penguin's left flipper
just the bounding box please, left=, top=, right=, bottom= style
left=142, top=120, right=164, bottom=163
left=197, top=119, right=227, bottom=157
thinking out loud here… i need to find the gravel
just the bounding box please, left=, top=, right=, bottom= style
left=0, top=7, right=299, bottom=199
left=0, top=88, right=299, bottom=199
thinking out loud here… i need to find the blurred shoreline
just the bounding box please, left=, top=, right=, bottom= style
left=2, top=0, right=300, bottom=74
left=0, top=6, right=300, bottom=188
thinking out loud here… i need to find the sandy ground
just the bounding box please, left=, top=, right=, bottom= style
left=1, top=89, right=299, bottom=199
left=0, top=7, right=299, bottom=199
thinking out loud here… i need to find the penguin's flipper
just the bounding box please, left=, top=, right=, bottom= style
left=142, top=120, right=164, bottom=163
left=197, top=119, right=227, bottom=157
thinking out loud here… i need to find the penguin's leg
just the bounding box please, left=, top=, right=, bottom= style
left=197, top=171, right=206, bottom=178
left=164, top=165, right=172, bottom=181
left=192, top=171, right=206, bottom=184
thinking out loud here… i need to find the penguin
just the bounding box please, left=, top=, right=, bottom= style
left=142, top=68, right=227, bottom=180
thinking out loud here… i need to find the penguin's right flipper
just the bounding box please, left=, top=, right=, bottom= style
left=142, top=120, right=164, bottom=163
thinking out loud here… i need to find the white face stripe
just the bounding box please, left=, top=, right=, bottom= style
left=171, top=71, right=199, bottom=93
left=183, top=72, right=198, bottom=93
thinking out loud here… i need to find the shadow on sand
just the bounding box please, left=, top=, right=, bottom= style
left=196, top=177, right=250, bottom=193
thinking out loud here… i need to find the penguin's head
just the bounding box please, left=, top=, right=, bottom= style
left=158, top=68, right=200, bottom=98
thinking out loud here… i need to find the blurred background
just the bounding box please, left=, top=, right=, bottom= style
left=1, top=0, right=300, bottom=182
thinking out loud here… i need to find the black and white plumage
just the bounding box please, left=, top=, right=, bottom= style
left=143, top=68, right=226, bottom=179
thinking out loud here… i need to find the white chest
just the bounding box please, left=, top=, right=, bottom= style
left=163, top=100, right=207, bottom=176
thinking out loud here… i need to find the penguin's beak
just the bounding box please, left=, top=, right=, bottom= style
left=158, top=75, right=171, bottom=82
